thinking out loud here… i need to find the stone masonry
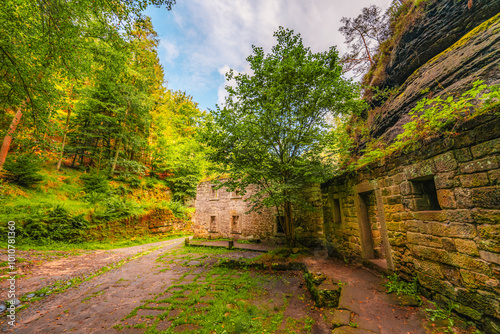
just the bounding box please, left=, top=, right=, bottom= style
left=321, top=114, right=500, bottom=332
left=193, top=182, right=278, bottom=240
left=193, top=181, right=324, bottom=244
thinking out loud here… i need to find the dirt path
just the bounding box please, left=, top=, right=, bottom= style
left=1, top=242, right=475, bottom=333
left=5, top=242, right=331, bottom=333
left=0, top=239, right=185, bottom=301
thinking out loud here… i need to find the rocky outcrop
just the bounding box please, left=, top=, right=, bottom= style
left=370, top=11, right=500, bottom=142
left=382, top=0, right=500, bottom=89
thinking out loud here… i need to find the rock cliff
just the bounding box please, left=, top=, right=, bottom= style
left=369, top=0, right=500, bottom=143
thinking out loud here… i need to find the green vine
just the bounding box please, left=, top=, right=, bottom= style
left=356, top=80, right=500, bottom=168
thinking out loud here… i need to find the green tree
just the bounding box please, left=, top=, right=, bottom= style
left=202, top=27, right=358, bottom=245
left=0, top=0, right=175, bottom=170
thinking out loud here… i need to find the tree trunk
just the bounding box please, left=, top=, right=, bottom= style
left=284, top=200, right=294, bottom=247
left=56, top=109, right=72, bottom=171
left=110, top=139, right=120, bottom=175
left=0, top=100, right=27, bottom=171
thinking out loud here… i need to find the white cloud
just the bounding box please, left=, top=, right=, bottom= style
left=151, top=0, right=393, bottom=110
left=160, top=40, right=180, bottom=63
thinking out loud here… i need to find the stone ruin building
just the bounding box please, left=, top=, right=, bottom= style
left=194, top=0, right=500, bottom=331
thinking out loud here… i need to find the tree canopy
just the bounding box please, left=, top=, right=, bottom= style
left=202, top=27, right=359, bottom=245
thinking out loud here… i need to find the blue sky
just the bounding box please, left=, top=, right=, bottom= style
left=145, top=0, right=393, bottom=112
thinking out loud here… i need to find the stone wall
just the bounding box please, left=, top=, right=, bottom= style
left=86, top=208, right=191, bottom=241
left=321, top=115, right=500, bottom=332
left=193, top=181, right=277, bottom=240
left=193, top=181, right=324, bottom=244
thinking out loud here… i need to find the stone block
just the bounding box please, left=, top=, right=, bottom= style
left=488, top=169, right=500, bottom=185
left=391, top=173, right=406, bottom=185
left=412, top=211, right=447, bottom=222
left=441, top=238, right=456, bottom=252
left=404, top=160, right=435, bottom=180
left=471, top=138, right=500, bottom=159
left=411, top=245, right=449, bottom=263
left=436, top=189, right=457, bottom=209
left=455, top=187, right=473, bottom=209
left=455, top=239, right=479, bottom=256
left=460, top=157, right=499, bottom=174
left=471, top=186, right=500, bottom=209
left=459, top=172, right=490, bottom=188
left=454, top=147, right=473, bottom=162
left=456, top=288, right=499, bottom=318
left=479, top=250, right=500, bottom=265
left=413, top=259, right=444, bottom=279
left=417, top=272, right=455, bottom=298
left=454, top=302, right=483, bottom=321
left=428, top=222, right=477, bottom=239
left=434, top=171, right=459, bottom=189
left=461, top=269, right=492, bottom=289
left=446, top=209, right=473, bottom=223
left=331, top=309, right=351, bottom=328
left=407, top=232, right=442, bottom=248
left=448, top=253, right=492, bottom=275
left=434, top=151, right=458, bottom=172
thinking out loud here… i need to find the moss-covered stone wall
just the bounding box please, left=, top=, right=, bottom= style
left=322, top=114, right=500, bottom=332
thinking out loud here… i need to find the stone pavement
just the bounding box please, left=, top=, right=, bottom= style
left=189, top=239, right=278, bottom=252
left=304, top=251, right=428, bottom=334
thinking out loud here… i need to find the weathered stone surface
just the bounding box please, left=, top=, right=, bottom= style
left=454, top=148, right=473, bottom=163
left=331, top=309, right=351, bottom=328
left=460, top=269, right=492, bottom=289
left=404, top=161, right=435, bottom=180
left=454, top=239, right=479, bottom=256
left=436, top=189, right=457, bottom=209
left=459, top=173, right=490, bottom=188
left=472, top=209, right=500, bottom=224
left=471, top=186, right=500, bottom=209
left=428, top=222, right=477, bottom=239
left=380, top=0, right=500, bottom=89
left=413, top=259, right=444, bottom=279
left=460, top=157, right=499, bottom=174
left=471, top=138, right=500, bottom=158
left=448, top=253, right=491, bottom=275
left=369, top=9, right=500, bottom=142
left=454, top=303, right=483, bottom=321
left=411, top=245, right=449, bottom=263
left=479, top=250, right=500, bottom=265
left=434, top=172, right=459, bottom=189
left=434, top=151, right=458, bottom=172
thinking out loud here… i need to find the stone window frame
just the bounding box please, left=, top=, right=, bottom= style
left=209, top=185, right=219, bottom=201
left=407, top=176, right=442, bottom=211
left=209, top=214, right=218, bottom=233
left=332, top=195, right=343, bottom=224
left=230, top=189, right=242, bottom=199
left=230, top=213, right=242, bottom=234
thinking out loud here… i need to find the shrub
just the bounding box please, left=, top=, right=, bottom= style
left=1, top=153, right=44, bottom=187
left=80, top=170, right=109, bottom=194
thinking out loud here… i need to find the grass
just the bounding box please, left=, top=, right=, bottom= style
left=114, top=246, right=317, bottom=333
left=16, top=233, right=191, bottom=251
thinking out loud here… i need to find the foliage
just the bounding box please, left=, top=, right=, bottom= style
left=383, top=273, right=422, bottom=305
left=80, top=170, right=109, bottom=194
left=163, top=200, right=193, bottom=220
left=16, top=204, right=89, bottom=243
left=1, top=153, right=44, bottom=187
left=202, top=27, right=359, bottom=244
left=355, top=81, right=500, bottom=168
left=425, top=301, right=457, bottom=333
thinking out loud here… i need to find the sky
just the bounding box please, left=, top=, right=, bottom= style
left=144, top=0, right=393, bottom=112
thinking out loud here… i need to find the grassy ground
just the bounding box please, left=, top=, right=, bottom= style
left=114, top=246, right=319, bottom=333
